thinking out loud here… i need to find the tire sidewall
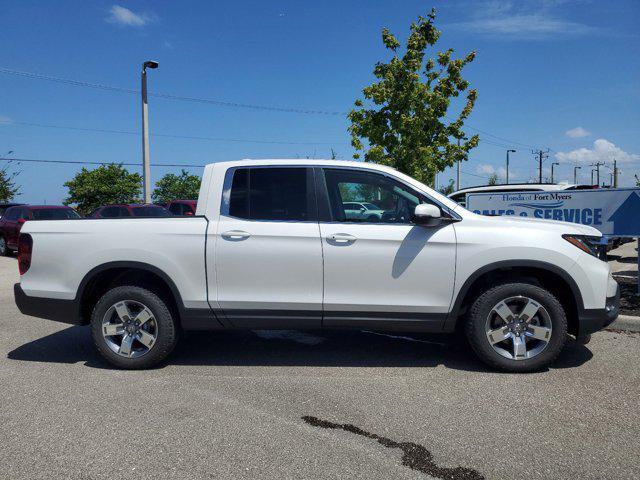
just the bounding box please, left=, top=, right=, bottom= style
left=466, top=283, right=568, bottom=372
left=0, top=236, right=7, bottom=256
left=90, top=285, right=177, bottom=369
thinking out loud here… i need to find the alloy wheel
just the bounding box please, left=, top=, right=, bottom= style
left=485, top=296, right=552, bottom=360
left=101, top=300, right=158, bottom=358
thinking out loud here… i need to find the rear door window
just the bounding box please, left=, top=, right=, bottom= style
left=227, top=167, right=310, bottom=221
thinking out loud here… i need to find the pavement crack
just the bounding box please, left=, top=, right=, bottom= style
left=302, top=416, right=484, bottom=480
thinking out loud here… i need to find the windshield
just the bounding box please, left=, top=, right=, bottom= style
left=31, top=208, right=80, bottom=220
left=131, top=206, right=171, bottom=217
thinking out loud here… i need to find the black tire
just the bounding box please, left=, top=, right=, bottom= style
left=0, top=236, right=8, bottom=256
left=465, top=282, right=567, bottom=373
left=90, top=285, right=178, bottom=369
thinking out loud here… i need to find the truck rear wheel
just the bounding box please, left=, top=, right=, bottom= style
left=90, top=286, right=178, bottom=369
left=0, top=236, right=8, bottom=256
left=465, top=282, right=568, bottom=372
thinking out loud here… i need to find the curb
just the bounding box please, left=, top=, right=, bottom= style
left=609, top=314, right=640, bottom=333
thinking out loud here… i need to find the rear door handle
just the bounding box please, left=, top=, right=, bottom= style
left=221, top=230, right=251, bottom=240
left=328, top=233, right=357, bottom=243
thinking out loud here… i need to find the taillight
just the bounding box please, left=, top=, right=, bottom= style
left=18, top=233, right=33, bottom=275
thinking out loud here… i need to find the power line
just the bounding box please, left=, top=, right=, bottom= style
left=1, top=67, right=547, bottom=150
left=5, top=120, right=349, bottom=146
left=0, top=156, right=206, bottom=168
left=5, top=118, right=527, bottom=151
left=0, top=67, right=344, bottom=116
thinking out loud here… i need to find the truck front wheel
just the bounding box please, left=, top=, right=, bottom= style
left=90, top=286, right=178, bottom=369
left=465, top=282, right=568, bottom=372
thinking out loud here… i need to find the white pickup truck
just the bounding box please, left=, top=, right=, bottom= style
left=14, top=159, right=619, bottom=371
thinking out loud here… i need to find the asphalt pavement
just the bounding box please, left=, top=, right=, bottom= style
left=1, top=256, right=639, bottom=479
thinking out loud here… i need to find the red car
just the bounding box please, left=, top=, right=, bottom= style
left=88, top=204, right=171, bottom=219
left=0, top=205, right=80, bottom=255
left=156, top=200, right=197, bottom=216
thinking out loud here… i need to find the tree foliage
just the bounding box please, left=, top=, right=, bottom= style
left=635, top=174, right=639, bottom=187
left=0, top=162, right=20, bottom=202
left=152, top=170, right=201, bottom=203
left=63, top=164, right=142, bottom=215
left=438, top=178, right=455, bottom=195
left=348, top=9, right=479, bottom=186
left=488, top=173, right=498, bottom=186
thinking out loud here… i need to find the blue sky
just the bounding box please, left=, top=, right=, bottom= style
left=0, top=0, right=638, bottom=203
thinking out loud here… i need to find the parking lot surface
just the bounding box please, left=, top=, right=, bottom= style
left=1, top=256, right=639, bottom=480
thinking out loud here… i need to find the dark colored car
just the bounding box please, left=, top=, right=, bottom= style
left=0, top=203, right=25, bottom=218
left=88, top=204, right=172, bottom=219
left=156, top=200, right=197, bottom=216
left=0, top=205, right=80, bottom=255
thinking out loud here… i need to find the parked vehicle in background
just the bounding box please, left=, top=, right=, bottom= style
left=14, top=160, right=619, bottom=372
left=449, top=183, right=598, bottom=208
left=0, top=205, right=79, bottom=255
left=0, top=203, right=25, bottom=218
left=156, top=200, right=197, bottom=216
left=88, top=204, right=171, bottom=218
left=342, top=202, right=385, bottom=221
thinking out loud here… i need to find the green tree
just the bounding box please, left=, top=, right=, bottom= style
left=438, top=178, right=455, bottom=195
left=152, top=170, right=201, bottom=203
left=635, top=174, right=639, bottom=187
left=348, top=9, right=479, bottom=186
left=64, top=164, right=142, bottom=215
left=0, top=162, right=20, bottom=202
left=488, top=173, right=498, bottom=186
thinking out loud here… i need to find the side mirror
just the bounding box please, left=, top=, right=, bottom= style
left=412, top=204, right=442, bottom=226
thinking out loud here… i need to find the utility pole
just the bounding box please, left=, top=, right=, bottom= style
left=141, top=60, right=159, bottom=204
left=590, top=169, right=595, bottom=186
left=573, top=166, right=581, bottom=184
left=532, top=149, right=549, bottom=183
left=591, top=161, right=604, bottom=188
left=613, top=159, right=618, bottom=188
left=506, top=149, right=516, bottom=184
left=551, top=162, right=559, bottom=183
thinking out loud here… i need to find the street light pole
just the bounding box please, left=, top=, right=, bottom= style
left=573, top=166, right=581, bottom=184
left=551, top=162, right=559, bottom=183
left=456, top=138, right=461, bottom=191
left=506, top=149, right=515, bottom=184
left=141, top=60, right=158, bottom=204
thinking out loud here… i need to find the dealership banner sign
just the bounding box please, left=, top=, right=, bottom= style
left=466, top=188, right=640, bottom=237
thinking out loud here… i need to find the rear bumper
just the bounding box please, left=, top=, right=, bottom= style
left=14, top=283, right=82, bottom=325
left=577, top=284, right=620, bottom=337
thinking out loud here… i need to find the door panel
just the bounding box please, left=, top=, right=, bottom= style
left=213, top=166, right=323, bottom=328
left=319, top=168, right=457, bottom=328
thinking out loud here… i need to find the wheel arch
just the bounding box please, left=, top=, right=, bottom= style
left=446, top=260, right=583, bottom=336
left=76, top=261, right=186, bottom=326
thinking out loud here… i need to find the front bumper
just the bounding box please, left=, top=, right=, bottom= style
left=14, top=283, right=82, bottom=324
left=577, top=284, right=620, bottom=337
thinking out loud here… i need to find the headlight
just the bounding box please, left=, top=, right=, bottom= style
left=562, top=234, right=600, bottom=257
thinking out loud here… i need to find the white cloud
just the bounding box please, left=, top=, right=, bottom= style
left=106, top=5, right=155, bottom=27
left=0, top=115, right=12, bottom=125
left=556, top=139, right=639, bottom=165
left=565, top=126, right=590, bottom=138
left=475, top=163, right=511, bottom=179
left=447, top=1, right=598, bottom=39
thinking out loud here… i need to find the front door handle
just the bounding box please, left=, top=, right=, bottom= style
left=221, top=230, right=251, bottom=240
left=327, top=233, right=357, bottom=243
